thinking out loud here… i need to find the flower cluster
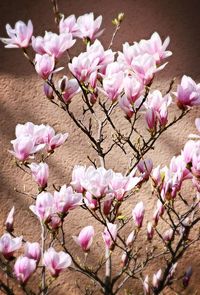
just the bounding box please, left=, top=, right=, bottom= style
left=10, top=122, right=68, bottom=161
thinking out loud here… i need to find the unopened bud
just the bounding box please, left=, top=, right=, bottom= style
left=5, top=206, right=15, bottom=232
left=147, top=222, right=154, bottom=241
left=44, top=82, right=54, bottom=99
left=183, top=266, right=192, bottom=288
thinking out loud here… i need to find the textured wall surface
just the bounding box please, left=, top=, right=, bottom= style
left=0, top=0, right=200, bottom=294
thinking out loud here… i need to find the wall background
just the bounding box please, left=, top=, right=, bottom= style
left=0, top=0, right=200, bottom=294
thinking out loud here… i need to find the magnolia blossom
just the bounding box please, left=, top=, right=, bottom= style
left=30, top=192, right=55, bottom=222
left=119, top=95, right=134, bottom=118
left=73, top=225, right=94, bottom=252
left=84, top=191, right=98, bottom=210
left=59, top=15, right=79, bottom=37
left=132, top=201, right=145, bottom=228
left=1, top=20, right=33, bottom=48
left=10, top=136, right=44, bottom=161
left=123, top=73, right=143, bottom=103
left=76, top=12, right=104, bottom=41
left=145, top=90, right=172, bottom=129
left=152, top=269, right=162, bottom=289
left=80, top=166, right=113, bottom=197
left=117, top=42, right=141, bottom=68
left=109, top=172, right=141, bottom=201
left=54, top=185, right=82, bottom=214
left=86, top=40, right=115, bottom=74
left=58, top=76, right=80, bottom=103
left=5, top=206, right=15, bottom=232
left=29, top=162, right=49, bottom=188
left=138, top=32, right=172, bottom=64
left=121, top=252, right=128, bottom=267
left=102, top=222, right=118, bottom=249
left=69, top=51, right=100, bottom=82
left=35, top=53, right=55, bottom=79
left=24, top=242, right=41, bottom=262
left=32, top=31, right=75, bottom=58
left=14, top=256, right=36, bottom=283
left=43, top=247, right=72, bottom=277
left=175, top=75, right=200, bottom=108
left=137, top=159, right=153, bottom=181
left=0, top=233, right=22, bottom=259
left=71, top=165, right=86, bottom=193
left=103, top=194, right=114, bottom=215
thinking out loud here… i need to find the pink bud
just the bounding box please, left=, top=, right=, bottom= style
left=126, top=231, right=135, bottom=248
left=43, top=247, right=71, bottom=277
left=121, top=252, right=128, bottom=267
left=137, top=159, right=153, bottom=181
left=14, top=256, right=36, bottom=284
left=163, top=228, right=173, bottom=242
left=73, top=225, right=94, bottom=252
left=35, top=53, right=55, bottom=80
left=71, top=165, right=86, bottom=193
left=102, top=222, right=118, bottom=250
left=29, top=162, right=49, bottom=188
left=5, top=206, right=15, bottom=232
left=24, top=242, right=41, bottom=262
left=132, top=201, right=145, bottom=228
left=0, top=233, right=22, bottom=259
left=183, top=266, right=192, bottom=288
left=145, top=108, right=156, bottom=130
left=103, top=194, right=114, bottom=215
left=147, top=222, right=154, bottom=241
left=1, top=20, right=33, bottom=48
left=58, top=76, right=80, bottom=103
left=152, top=269, right=162, bottom=289
left=44, top=82, right=54, bottom=99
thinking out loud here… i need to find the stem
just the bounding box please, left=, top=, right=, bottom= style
left=40, top=221, right=46, bottom=295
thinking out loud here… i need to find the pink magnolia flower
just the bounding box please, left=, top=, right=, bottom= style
left=123, top=73, right=143, bottom=103
left=144, top=90, right=172, bottom=128
left=132, top=201, right=145, bottom=228
left=10, top=136, right=44, bottom=161
left=0, top=233, right=22, bottom=259
left=119, top=95, right=134, bottom=118
left=182, top=140, right=196, bottom=164
left=24, top=242, right=41, bottom=262
left=117, top=42, right=141, bottom=68
left=152, top=269, right=162, bottom=289
left=58, top=76, right=80, bottom=103
left=131, top=53, right=166, bottom=85
left=1, top=20, right=33, bottom=48
left=145, top=108, right=156, bottom=130
left=103, top=194, right=114, bottom=215
left=32, top=31, right=75, bottom=58
left=138, top=32, right=172, bottom=64
left=35, top=53, right=55, bottom=80
left=43, top=247, right=71, bottom=277
left=137, top=159, right=153, bottom=181
left=29, top=162, right=49, bottom=188
left=84, top=191, right=98, bottom=210
left=191, top=142, right=200, bottom=177
left=76, top=13, right=104, bottom=41
left=121, top=252, right=128, bottom=267
left=147, top=222, right=154, bottom=241
left=54, top=185, right=82, bottom=214
left=175, top=75, right=200, bottom=108
left=5, top=206, right=15, bottom=232
left=86, top=40, right=115, bottom=74
left=71, top=165, right=86, bottom=193
left=14, top=256, right=36, bottom=283
left=102, top=222, right=118, bottom=249
left=59, top=15, right=80, bottom=37
left=109, top=172, right=141, bottom=201
left=152, top=165, right=161, bottom=186
left=68, top=51, right=100, bottom=82
left=30, top=192, right=54, bottom=222
left=73, top=225, right=94, bottom=252
left=80, top=166, right=113, bottom=198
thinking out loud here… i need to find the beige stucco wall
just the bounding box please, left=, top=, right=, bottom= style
left=0, top=0, right=200, bottom=294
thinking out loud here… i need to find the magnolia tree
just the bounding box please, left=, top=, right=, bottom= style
left=0, top=1, right=200, bottom=294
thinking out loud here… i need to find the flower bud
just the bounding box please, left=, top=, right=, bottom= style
left=73, top=226, right=94, bottom=252
left=152, top=269, right=162, bottom=289
left=163, top=228, right=173, bottom=242
left=183, top=266, right=192, bottom=288
left=132, top=201, right=145, bottom=228
left=14, top=256, right=36, bottom=284
left=44, top=82, right=54, bottom=99
left=24, top=242, right=41, bottom=262
left=5, top=206, right=15, bottom=232
left=147, top=222, right=154, bottom=241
